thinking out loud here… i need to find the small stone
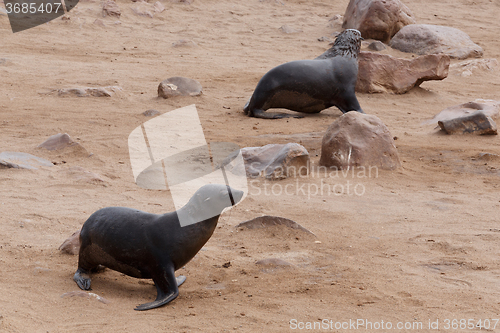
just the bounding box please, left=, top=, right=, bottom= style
left=367, top=41, right=386, bottom=51
left=102, top=0, right=121, bottom=17
left=93, top=19, right=106, bottom=27
left=37, top=133, right=78, bottom=151
left=172, top=39, right=197, bottom=47
left=450, top=58, right=498, bottom=77
left=143, top=109, right=160, bottom=117
left=60, top=291, right=110, bottom=304
left=0, top=152, right=53, bottom=170
left=131, top=2, right=155, bottom=18
left=153, top=1, right=165, bottom=12
left=230, top=143, right=309, bottom=180
left=279, top=25, right=303, bottom=34
left=236, top=216, right=315, bottom=236
left=158, top=77, right=202, bottom=98
left=438, top=111, right=497, bottom=135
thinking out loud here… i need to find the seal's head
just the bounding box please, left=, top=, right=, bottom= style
left=317, top=29, right=363, bottom=60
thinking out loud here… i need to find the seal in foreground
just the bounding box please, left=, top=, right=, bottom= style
left=73, top=184, right=244, bottom=311
left=244, top=29, right=364, bottom=119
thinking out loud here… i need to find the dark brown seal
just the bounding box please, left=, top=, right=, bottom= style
left=243, top=29, right=364, bottom=119
left=73, top=184, right=244, bottom=311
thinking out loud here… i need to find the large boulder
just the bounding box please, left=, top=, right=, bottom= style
left=356, top=51, right=450, bottom=94
left=342, top=0, right=415, bottom=43
left=320, top=112, right=401, bottom=170
left=390, top=24, right=483, bottom=60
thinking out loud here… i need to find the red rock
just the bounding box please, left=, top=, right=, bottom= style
left=342, top=0, right=415, bottom=43
left=390, top=24, right=483, bottom=60
left=356, top=51, right=450, bottom=94
left=320, top=112, right=401, bottom=170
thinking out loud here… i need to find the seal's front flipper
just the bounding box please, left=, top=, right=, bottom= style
left=251, top=108, right=303, bottom=119
left=135, top=264, right=179, bottom=311
left=73, top=268, right=91, bottom=290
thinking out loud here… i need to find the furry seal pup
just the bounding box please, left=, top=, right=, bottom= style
left=73, top=184, right=244, bottom=311
left=244, top=29, right=364, bottom=119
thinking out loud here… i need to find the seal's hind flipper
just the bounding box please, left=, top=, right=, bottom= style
left=176, top=275, right=186, bottom=287
left=73, top=268, right=92, bottom=290
left=251, top=108, right=303, bottom=119
left=134, top=263, right=179, bottom=311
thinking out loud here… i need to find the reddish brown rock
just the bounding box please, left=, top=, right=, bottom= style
left=438, top=112, right=497, bottom=135
left=390, top=24, right=483, bottom=60
left=102, top=0, right=121, bottom=17
left=342, top=0, right=415, bottom=43
left=320, top=112, right=401, bottom=170
left=239, top=143, right=309, bottom=180
left=58, top=230, right=81, bottom=255
left=158, top=77, right=202, bottom=98
left=356, top=51, right=450, bottom=94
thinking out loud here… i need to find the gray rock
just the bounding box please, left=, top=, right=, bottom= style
left=367, top=40, right=387, bottom=51
left=0, top=152, right=54, bottom=170
left=57, top=86, right=122, bottom=97
left=143, top=109, right=160, bottom=117
left=59, top=230, right=81, bottom=255
left=356, top=51, right=450, bottom=94
left=171, top=39, right=197, bottom=47
left=390, top=24, right=483, bottom=60
left=438, top=111, right=497, bottom=135
left=158, top=77, right=202, bottom=98
left=236, top=216, right=315, bottom=236
left=424, top=99, right=500, bottom=125
left=320, top=112, right=401, bottom=170
left=237, top=143, right=309, bottom=180
left=343, top=0, right=416, bottom=43
left=60, top=291, right=110, bottom=304
left=279, top=25, right=303, bottom=34
left=37, top=133, right=78, bottom=151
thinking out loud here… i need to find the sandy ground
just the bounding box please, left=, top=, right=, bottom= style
left=1, top=0, right=500, bottom=332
